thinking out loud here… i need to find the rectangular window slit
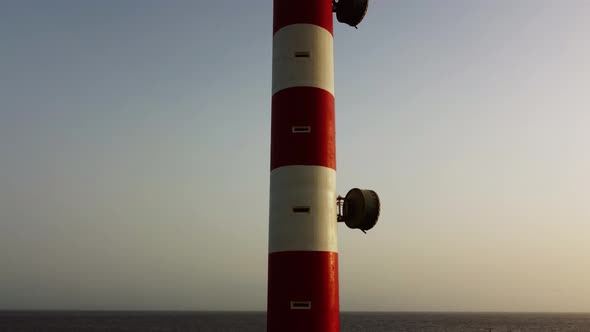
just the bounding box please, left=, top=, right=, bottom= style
left=292, top=126, right=311, bottom=133
left=290, top=301, right=311, bottom=310
left=294, top=51, right=310, bottom=58
left=292, top=206, right=311, bottom=214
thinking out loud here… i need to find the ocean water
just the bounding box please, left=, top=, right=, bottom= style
left=1, top=311, right=590, bottom=331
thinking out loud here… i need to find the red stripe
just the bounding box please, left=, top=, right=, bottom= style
left=267, top=251, right=339, bottom=332
left=271, top=87, right=335, bottom=171
left=273, top=0, right=333, bottom=35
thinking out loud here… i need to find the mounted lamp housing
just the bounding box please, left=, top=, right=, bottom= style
left=337, top=188, right=381, bottom=233
left=333, top=0, right=369, bottom=28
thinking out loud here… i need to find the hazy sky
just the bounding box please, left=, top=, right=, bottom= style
left=1, top=0, right=590, bottom=312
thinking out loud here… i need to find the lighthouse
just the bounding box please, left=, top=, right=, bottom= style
left=267, top=1, right=379, bottom=331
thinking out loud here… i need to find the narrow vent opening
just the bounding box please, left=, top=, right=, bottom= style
left=292, top=126, right=311, bottom=133
left=290, top=301, right=311, bottom=310
left=292, top=206, right=311, bottom=214
left=294, top=51, right=310, bottom=58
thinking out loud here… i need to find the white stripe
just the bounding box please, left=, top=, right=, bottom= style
left=269, top=165, right=338, bottom=253
left=272, top=24, right=334, bottom=96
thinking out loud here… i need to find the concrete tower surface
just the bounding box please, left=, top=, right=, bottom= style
left=267, top=1, right=376, bottom=331
left=268, top=1, right=337, bottom=331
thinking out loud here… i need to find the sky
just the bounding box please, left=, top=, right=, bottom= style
left=1, top=0, right=589, bottom=312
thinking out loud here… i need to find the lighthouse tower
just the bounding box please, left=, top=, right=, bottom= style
left=267, top=1, right=377, bottom=331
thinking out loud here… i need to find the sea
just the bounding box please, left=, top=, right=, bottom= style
left=1, top=311, right=590, bottom=331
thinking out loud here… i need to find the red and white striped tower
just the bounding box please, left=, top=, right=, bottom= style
left=268, top=1, right=338, bottom=331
